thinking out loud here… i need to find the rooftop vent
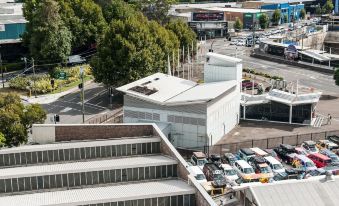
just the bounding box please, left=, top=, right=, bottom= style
left=128, top=86, right=158, bottom=96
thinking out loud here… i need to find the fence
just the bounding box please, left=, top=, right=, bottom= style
left=208, top=130, right=339, bottom=156
left=86, top=108, right=123, bottom=124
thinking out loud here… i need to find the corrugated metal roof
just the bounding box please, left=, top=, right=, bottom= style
left=0, top=18, right=26, bottom=24
left=0, top=137, right=160, bottom=154
left=0, top=180, right=195, bottom=206
left=0, top=155, right=176, bottom=179
left=250, top=176, right=339, bottom=206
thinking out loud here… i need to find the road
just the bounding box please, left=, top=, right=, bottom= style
left=42, top=82, right=122, bottom=124
left=205, top=38, right=339, bottom=95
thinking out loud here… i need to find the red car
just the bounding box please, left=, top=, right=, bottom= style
left=308, top=153, right=332, bottom=168
left=242, top=80, right=258, bottom=90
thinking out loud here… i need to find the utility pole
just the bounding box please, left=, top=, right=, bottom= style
left=0, top=53, right=4, bottom=88
left=32, top=58, right=37, bottom=97
left=80, top=67, right=85, bottom=123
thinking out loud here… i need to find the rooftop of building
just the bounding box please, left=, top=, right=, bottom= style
left=249, top=175, right=339, bottom=206
left=116, top=72, right=237, bottom=105
left=0, top=3, right=23, bottom=16
left=202, top=7, right=271, bottom=13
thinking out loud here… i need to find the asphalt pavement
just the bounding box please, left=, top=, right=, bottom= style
left=205, top=38, right=339, bottom=95
left=42, top=82, right=121, bottom=124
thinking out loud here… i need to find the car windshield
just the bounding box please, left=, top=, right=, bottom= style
left=273, top=164, right=283, bottom=170
left=260, top=166, right=270, bottom=173
left=309, top=146, right=317, bottom=152
left=195, top=174, right=205, bottom=180
left=225, top=169, right=237, bottom=176
left=197, top=159, right=208, bottom=166
left=243, top=168, right=254, bottom=174
left=213, top=174, right=224, bottom=180
left=305, top=162, right=315, bottom=167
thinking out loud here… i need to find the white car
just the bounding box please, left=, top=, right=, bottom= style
left=188, top=166, right=207, bottom=184
left=220, top=164, right=239, bottom=182
left=236, top=40, right=245, bottom=46
left=264, top=156, right=285, bottom=174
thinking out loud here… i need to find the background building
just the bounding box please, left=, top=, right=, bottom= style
left=117, top=53, right=242, bottom=148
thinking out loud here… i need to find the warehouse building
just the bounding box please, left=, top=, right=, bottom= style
left=0, top=123, right=217, bottom=206
left=117, top=53, right=242, bottom=148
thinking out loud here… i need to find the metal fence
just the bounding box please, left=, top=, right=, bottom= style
left=86, top=108, right=123, bottom=124
left=208, top=130, right=339, bottom=156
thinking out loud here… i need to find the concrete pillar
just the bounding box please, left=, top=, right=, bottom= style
left=289, top=105, right=293, bottom=124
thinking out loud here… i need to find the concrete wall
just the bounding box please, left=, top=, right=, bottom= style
left=299, top=30, right=327, bottom=50
left=31, top=125, right=55, bottom=144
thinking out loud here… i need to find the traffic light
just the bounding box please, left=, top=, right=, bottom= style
left=78, top=83, right=83, bottom=89
left=50, top=79, right=55, bottom=88
left=54, top=114, right=60, bottom=122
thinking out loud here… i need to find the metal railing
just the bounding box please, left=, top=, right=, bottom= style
left=86, top=108, right=123, bottom=124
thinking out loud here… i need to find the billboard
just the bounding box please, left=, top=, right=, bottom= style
left=192, top=12, right=224, bottom=21
left=0, top=24, right=5, bottom=32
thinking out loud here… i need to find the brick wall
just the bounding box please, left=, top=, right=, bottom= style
left=55, top=124, right=154, bottom=141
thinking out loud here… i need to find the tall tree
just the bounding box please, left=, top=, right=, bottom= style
left=300, top=9, right=306, bottom=19
left=323, top=0, right=334, bottom=14
left=166, top=19, right=196, bottom=47
left=234, top=18, right=243, bottom=31
left=259, top=13, right=270, bottom=29
left=272, top=9, right=281, bottom=25
left=0, top=93, right=46, bottom=146
left=133, top=0, right=177, bottom=24
left=23, top=0, right=72, bottom=63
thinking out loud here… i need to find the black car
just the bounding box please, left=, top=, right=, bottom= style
left=274, top=144, right=296, bottom=164
left=209, top=154, right=221, bottom=166
left=222, top=153, right=237, bottom=166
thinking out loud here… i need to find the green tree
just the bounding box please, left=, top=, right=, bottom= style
left=316, top=4, right=322, bottom=15
left=259, top=13, right=270, bottom=29
left=234, top=18, right=243, bottom=31
left=334, top=69, right=339, bottom=86
left=284, top=14, right=288, bottom=23
left=133, top=0, right=177, bottom=24
left=0, top=132, right=5, bottom=148
left=166, top=19, right=196, bottom=47
left=0, top=93, right=46, bottom=146
left=323, top=0, right=334, bottom=14
left=272, top=9, right=281, bottom=25
left=300, top=9, right=306, bottom=19
left=23, top=0, right=72, bottom=63
left=100, top=0, right=140, bottom=22
left=90, top=15, right=178, bottom=86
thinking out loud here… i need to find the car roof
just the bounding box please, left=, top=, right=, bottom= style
left=220, top=164, right=233, bottom=170
left=296, top=155, right=312, bottom=162
left=309, top=153, right=331, bottom=160
left=236, top=160, right=252, bottom=168
left=304, top=140, right=316, bottom=145
left=189, top=166, right=204, bottom=174
left=250, top=147, right=268, bottom=156
left=264, top=156, right=281, bottom=164
left=251, top=156, right=266, bottom=163
left=281, top=144, right=295, bottom=150
left=193, top=152, right=206, bottom=159
left=240, top=148, right=255, bottom=156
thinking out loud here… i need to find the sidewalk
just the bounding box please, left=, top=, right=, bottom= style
left=21, top=80, right=93, bottom=104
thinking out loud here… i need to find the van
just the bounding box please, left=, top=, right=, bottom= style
left=250, top=147, right=268, bottom=157
left=308, top=153, right=332, bottom=168
left=292, top=154, right=317, bottom=172
left=202, top=163, right=227, bottom=188
left=220, top=164, right=239, bottom=182
left=237, top=148, right=255, bottom=162
left=190, top=152, right=208, bottom=170
left=264, top=156, right=285, bottom=174
left=188, top=166, right=207, bottom=184
left=233, top=160, right=260, bottom=182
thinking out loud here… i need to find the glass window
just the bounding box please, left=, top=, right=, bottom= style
left=43, top=176, right=50, bottom=189
left=24, top=177, right=31, bottom=191
left=31, top=176, right=37, bottom=190
left=121, top=169, right=127, bottom=182
left=64, top=149, right=70, bottom=161
left=171, top=196, right=177, bottom=206
left=9, top=153, right=15, bottom=165
left=98, top=171, right=104, bottom=184
left=139, top=167, right=144, bottom=180
left=90, top=147, right=96, bottom=159
left=150, top=166, right=156, bottom=179
left=62, top=174, right=68, bottom=187
left=121, top=145, right=127, bottom=156
left=132, top=144, right=137, bottom=155
left=141, top=143, right=146, bottom=154
left=104, top=170, right=110, bottom=183
left=178, top=195, right=183, bottom=206
left=80, top=172, right=86, bottom=185
left=86, top=172, right=93, bottom=185
left=146, top=143, right=152, bottom=154
left=74, top=173, right=81, bottom=186
left=161, top=165, right=167, bottom=178
left=116, top=145, right=121, bottom=157
left=50, top=175, right=56, bottom=189
left=118, top=202, right=124, bottom=206
left=24, top=153, right=30, bottom=165
left=69, top=149, right=75, bottom=160
left=156, top=166, right=161, bottom=178
left=15, top=153, right=21, bottom=165
left=126, top=144, right=132, bottom=156
left=189, top=194, right=195, bottom=206
left=74, top=148, right=80, bottom=160
left=145, top=167, right=150, bottom=179
left=101, top=146, right=107, bottom=158
left=167, top=165, right=173, bottom=177
left=138, top=199, right=145, bottom=206
left=173, top=165, right=178, bottom=177
left=92, top=171, right=99, bottom=185
left=31, top=152, right=38, bottom=164
left=111, top=203, right=117, bottom=206
left=37, top=176, right=43, bottom=190
left=85, top=147, right=91, bottom=159
left=145, top=199, right=151, bottom=206
left=20, top=153, right=27, bottom=165
left=127, top=168, right=132, bottom=181
left=53, top=150, right=59, bottom=162
left=58, top=150, right=64, bottom=161
left=116, top=169, right=121, bottom=182
left=56, top=174, right=62, bottom=188
left=137, top=143, right=142, bottom=155
left=125, top=200, right=131, bottom=206
left=68, top=173, right=75, bottom=187
left=105, top=146, right=112, bottom=157
left=151, top=198, right=157, bottom=206
left=132, top=168, right=138, bottom=181
left=47, top=150, right=54, bottom=162
left=0, top=154, right=4, bottom=167
left=18, top=177, right=25, bottom=191
left=80, top=147, right=86, bottom=159
left=111, top=145, right=116, bottom=157
left=5, top=179, right=12, bottom=193
left=183, top=195, right=190, bottom=206
left=95, top=146, right=101, bottom=158
left=110, top=170, right=116, bottom=183
left=12, top=178, right=19, bottom=192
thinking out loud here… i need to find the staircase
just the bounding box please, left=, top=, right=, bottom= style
left=313, top=115, right=325, bottom=128
left=0, top=135, right=196, bottom=206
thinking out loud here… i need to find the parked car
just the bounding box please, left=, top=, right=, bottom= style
left=202, top=163, right=227, bottom=188
left=308, top=153, right=332, bottom=168
left=248, top=156, right=274, bottom=179
left=291, top=154, right=317, bottom=172
left=274, top=144, right=296, bottom=164
left=188, top=166, right=207, bottom=184
left=250, top=147, right=268, bottom=157
left=209, top=154, right=221, bottom=166
left=237, top=148, right=256, bottom=162
left=327, top=135, right=339, bottom=145
left=221, top=153, right=237, bottom=166
left=191, top=152, right=208, bottom=170
left=233, top=160, right=260, bottom=183
left=264, top=149, right=281, bottom=162
left=294, top=147, right=308, bottom=156
left=220, top=164, right=239, bottom=182
left=316, top=140, right=339, bottom=151
left=301, top=140, right=319, bottom=154
left=304, top=168, right=326, bottom=179
left=319, top=149, right=339, bottom=165
left=264, top=156, right=285, bottom=174
left=242, top=80, right=258, bottom=90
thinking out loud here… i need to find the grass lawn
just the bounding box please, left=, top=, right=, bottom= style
left=50, top=76, right=93, bottom=94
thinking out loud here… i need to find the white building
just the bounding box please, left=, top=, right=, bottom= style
left=117, top=53, right=242, bottom=148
